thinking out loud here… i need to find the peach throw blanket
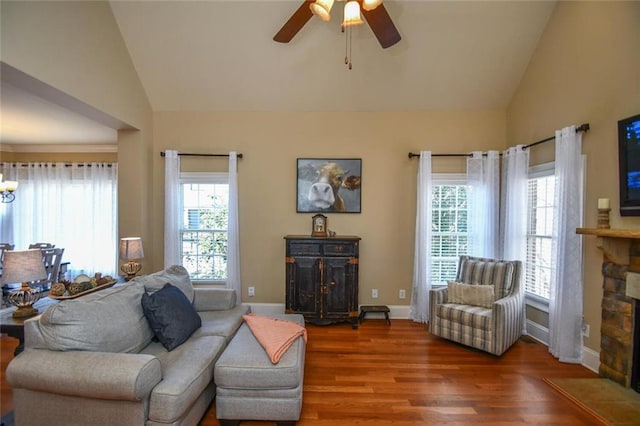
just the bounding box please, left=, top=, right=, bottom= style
left=243, top=314, right=307, bottom=364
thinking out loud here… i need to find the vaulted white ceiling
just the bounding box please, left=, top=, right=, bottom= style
left=1, top=1, right=557, bottom=145
left=110, top=0, right=556, bottom=111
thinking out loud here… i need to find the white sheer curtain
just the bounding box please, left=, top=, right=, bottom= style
left=500, top=145, right=529, bottom=262
left=467, top=151, right=500, bottom=258
left=163, top=150, right=181, bottom=267
left=549, top=126, right=584, bottom=363
left=0, top=162, right=118, bottom=276
left=410, top=151, right=432, bottom=323
left=226, top=152, right=241, bottom=301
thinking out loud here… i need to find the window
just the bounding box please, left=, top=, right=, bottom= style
left=525, top=164, right=555, bottom=300
left=0, top=162, right=118, bottom=277
left=180, top=173, right=229, bottom=282
left=431, top=175, right=469, bottom=286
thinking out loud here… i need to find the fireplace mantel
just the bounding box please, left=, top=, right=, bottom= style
left=577, top=228, right=640, bottom=265
left=576, top=228, right=640, bottom=239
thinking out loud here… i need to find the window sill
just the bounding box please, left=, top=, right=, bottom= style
left=192, top=281, right=226, bottom=288
left=525, top=293, right=549, bottom=312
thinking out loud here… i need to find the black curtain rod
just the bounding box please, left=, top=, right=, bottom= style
left=160, top=151, right=243, bottom=159
left=2, top=163, right=114, bottom=168
left=407, top=123, right=590, bottom=159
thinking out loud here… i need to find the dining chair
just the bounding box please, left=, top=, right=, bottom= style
left=0, top=243, right=14, bottom=266
left=1, top=243, right=16, bottom=308
left=28, top=242, right=55, bottom=249
left=36, top=247, right=65, bottom=290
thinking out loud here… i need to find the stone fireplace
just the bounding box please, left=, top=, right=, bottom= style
left=577, top=228, right=640, bottom=391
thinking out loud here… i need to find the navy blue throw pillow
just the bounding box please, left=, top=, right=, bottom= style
left=141, top=283, right=201, bottom=351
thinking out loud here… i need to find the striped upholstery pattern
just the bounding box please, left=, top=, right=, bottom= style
left=429, top=256, right=524, bottom=356
left=456, top=258, right=515, bottom=298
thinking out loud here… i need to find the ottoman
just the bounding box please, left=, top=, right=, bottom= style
left=214, top=314, right=306, bottom=426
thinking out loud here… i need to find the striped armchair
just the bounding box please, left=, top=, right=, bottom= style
left=429, top=256, right=524, bottom=356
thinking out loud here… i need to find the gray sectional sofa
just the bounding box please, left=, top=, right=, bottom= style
left=6, top=265, right=251, bottom=426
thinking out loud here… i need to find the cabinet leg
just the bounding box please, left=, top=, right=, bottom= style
left=351, top=319, right=359, bottom=329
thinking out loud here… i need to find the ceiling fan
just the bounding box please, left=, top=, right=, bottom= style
left=273, top=0, right=401, bottom=49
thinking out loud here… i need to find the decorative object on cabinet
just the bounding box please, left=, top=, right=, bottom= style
left=296, top=158, right=362, bottom=213
left=285, top=235, right=360, bottom=328
left=311, top=214, right=328, bottom=237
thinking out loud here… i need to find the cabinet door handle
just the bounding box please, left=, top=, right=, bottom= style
left=329, top=281, right=336, bottom=286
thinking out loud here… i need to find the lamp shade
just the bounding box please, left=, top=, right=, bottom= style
left=119, top=237, right=144, bottom=260
left=343, top=1, right=363, bottom=27
left=362, top=0, right=383, bottom=11
left=310, top=0, right=334, bottom=22
left=1, top=250, right=47, bottom=285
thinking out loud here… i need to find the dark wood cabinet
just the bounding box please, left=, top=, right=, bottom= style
left=284, top=235, right=360, bottom=329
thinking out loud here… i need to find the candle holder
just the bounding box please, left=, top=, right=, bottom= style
left=597, top=207, right=611, bottom=229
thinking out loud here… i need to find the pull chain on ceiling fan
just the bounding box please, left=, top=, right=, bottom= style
left=342, top=0, right=363, bottom=69
left=273, top=0, right=401, bottom=69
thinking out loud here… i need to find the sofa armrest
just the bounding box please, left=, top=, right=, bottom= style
left=429, top=286, right=448, bottom=304
left=493, top=291, right=524, bottom=321
left=7, top=349, right=161, bottom=401
left=193, top=287, right=237, bottom=311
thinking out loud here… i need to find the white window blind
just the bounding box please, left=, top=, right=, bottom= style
left=525, top=166, right=555, bottom=300
left=431, top=175, right=469, bottom=286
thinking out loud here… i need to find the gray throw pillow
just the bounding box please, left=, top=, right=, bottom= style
left=132, top=265, right=194, bottom=303
left=141, top=283, right=202, bottom=351
left=39, top=282, right=154, bottom=353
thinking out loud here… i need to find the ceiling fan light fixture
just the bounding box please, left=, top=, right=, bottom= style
left=362, top=0, right=383, bottom=11
left=343, top=0, right=363, bottom=27
left=310, top=0, right=334, bottom=22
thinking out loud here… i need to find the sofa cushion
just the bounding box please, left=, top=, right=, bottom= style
left=39, top=282, right=153, bottom=353
left=436, top=303, right=493, bottom=331
left=447, top=281, right=495, bottom=308
left=457, top=259, right=515, bottom=298
left=215, top=315, right=305, bottom=390
left=192, top=304, right=251, bottom=343
left=142, top=283, right=202, bottom=351
left=132, top=265, right=194, bottom=303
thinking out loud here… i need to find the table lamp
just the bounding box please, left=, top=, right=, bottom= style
left=119, top=237, right=144, bottom=281
left=2, top=249, right=47, bottom=318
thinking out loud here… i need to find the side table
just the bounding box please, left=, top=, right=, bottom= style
left=358, top=305, right=391, bottom=325
left=0, top=297, right=58, bottom=355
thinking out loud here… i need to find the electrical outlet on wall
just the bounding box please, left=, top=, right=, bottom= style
left=399, top=289, right=406, bottom=299
left=371, top=289, right=378, bottom=298
left=582, top=323, right=590, bottom=337
left=248, top=286, right=255, bottom=297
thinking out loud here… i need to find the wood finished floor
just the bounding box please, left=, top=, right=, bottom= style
left=2, top=320, right=601, bottom=425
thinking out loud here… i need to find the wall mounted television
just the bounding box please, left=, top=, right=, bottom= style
left=618, top=113, right=640, bottom=216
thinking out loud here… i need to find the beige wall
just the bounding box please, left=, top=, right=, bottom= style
left=1, top=0, right=154, bottom=262
left=507, top=1, right=640, bottom=352
left=153, top=111, right=506, bottom=303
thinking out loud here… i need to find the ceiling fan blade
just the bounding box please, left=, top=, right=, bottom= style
left=361, top=3, right=401, bottom=49
left=274, top=1, right=314, bottom=43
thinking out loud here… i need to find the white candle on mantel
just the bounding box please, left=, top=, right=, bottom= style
left=598, top=198, right=610, bottom=209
